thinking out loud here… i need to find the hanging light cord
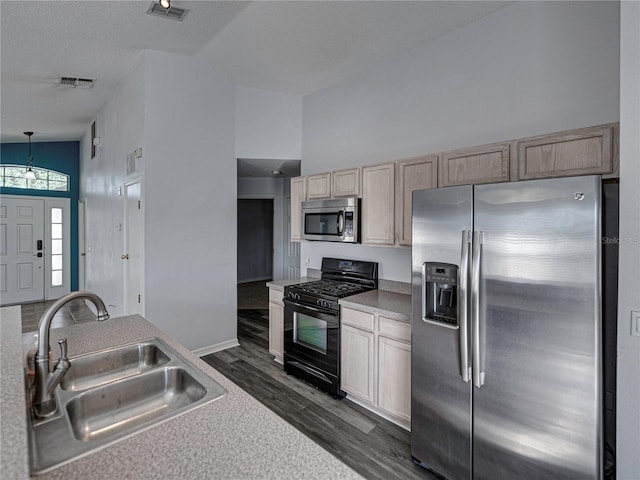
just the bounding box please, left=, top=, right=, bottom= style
left=26, top=133, right=33, bottom=168
left=23, top=131, right=36, bottom=180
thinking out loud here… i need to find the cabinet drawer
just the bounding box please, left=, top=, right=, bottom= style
left=269, top=288, right=284, bottom=304
left=379, top=316, right=411, bottom=343
left=341, top=308, right=375, bottom=332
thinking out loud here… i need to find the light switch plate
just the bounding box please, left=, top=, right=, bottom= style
left=632, top=311, right=640, bottom=337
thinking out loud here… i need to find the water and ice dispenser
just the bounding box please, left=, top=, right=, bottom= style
left=423, top=263, right=459, bottom=328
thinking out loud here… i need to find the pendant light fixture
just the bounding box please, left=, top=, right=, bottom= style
left=24, top=132, right=36, bottom=180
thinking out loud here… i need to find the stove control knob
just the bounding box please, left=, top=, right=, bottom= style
left=317, top=299, right=331, bottom=309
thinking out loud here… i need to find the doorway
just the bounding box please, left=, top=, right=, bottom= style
left=237, top=199, right=274, bottom=284
left=123, top=179, right=144, bottom=316
left=237, top=198, right=273, bottom=312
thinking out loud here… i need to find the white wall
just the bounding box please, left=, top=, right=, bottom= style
left=143, top=51, right=237, bottom=352
left=301, top=1, right=620, bottom=282
left=236, top=86, right=302, bottom=160
left=79, top=54, right=145, bottom=317
left=238, top=176, right=285, bottom=280
left=616, top=2, right=640, bottom=478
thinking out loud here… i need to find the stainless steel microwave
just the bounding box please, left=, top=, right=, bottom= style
left=301, top=198, right=359, bottom=243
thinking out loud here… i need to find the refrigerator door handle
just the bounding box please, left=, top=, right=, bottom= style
left=472, top=230, right=485, bottom=388
left=459, top=230, right=471, bottom=382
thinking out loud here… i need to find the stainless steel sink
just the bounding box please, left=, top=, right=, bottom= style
left=67, top=367, right=206, bottom=442
left=25, top=337, right=226, bottom=475
left=60, top=341, right=170, bottom=392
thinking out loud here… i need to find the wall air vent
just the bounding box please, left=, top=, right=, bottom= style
left=57, top=77, right=96, bottom=89
left=146, top=2, right=188, bottom=21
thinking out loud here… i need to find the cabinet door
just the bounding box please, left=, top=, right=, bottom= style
left=438, top=143, right=510, bottom=187
left=307, top=173, right=331, bottom=199
left=268, top=300, right=284, bottom=364
left=396, top=155, right=438, bottom=245
left=378, top=336, right=411, bottom=423
left=341, top=325, right=375, bottom=403
left=290, top=177, right=306, bottom=241
left=516, top=124, right=615, bottom=180
left=362, top=163, right=395, bottom=245
left=332, top=167, right=362, bottom=197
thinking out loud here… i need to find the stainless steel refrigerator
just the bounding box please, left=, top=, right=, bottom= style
left=411, top=175, right=603, bottom=480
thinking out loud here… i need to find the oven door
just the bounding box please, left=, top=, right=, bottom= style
left=284, top=299, right=339, bottom=377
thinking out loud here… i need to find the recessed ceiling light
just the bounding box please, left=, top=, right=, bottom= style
left=146, top=1, right=188, bottom=21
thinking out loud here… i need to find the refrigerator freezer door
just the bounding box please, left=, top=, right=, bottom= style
left=472, top=176, right=602, bottom=480
left=411, top=185, right=473, bottom=480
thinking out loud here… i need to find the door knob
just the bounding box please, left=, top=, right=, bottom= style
left=121, top=254, right=129, bottom=260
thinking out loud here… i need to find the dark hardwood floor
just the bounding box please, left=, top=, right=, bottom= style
left=201, top=309, right=438, bottom=480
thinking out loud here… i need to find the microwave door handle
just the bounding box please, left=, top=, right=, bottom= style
left=337, top=211, right=345, bottom=237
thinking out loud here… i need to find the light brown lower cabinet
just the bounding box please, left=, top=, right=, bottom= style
left=340, top=307, right=411, bottom=429
left=268, top=288, right=284, bottom=364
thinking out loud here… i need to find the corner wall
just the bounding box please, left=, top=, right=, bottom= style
left=143, top=51, right=237, bottom=352
left=616, top=2, right=640, bottom=478
left=79, top=55, right=145, bottom=317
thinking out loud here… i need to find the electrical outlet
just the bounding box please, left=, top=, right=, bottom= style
left=631, top=311, right=640, bottom=337
left=305, top=257, right=311, bottom=265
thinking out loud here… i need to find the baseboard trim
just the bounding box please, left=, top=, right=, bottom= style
left=344, top=394, right=411, bottom=431
left=193, top=338, right=240, bottom=357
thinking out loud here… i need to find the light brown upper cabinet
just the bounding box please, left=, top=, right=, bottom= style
left=290, top=176, right=306, bottom=241
left=438, top=142, right=510, bottom=187
left=396, top=155, right=438, bottom=246
left=332, top=167, right=362, bottom=197
left=362, top=163, right=395, bottom=245
left=306, top=173, right=331, bottom=199
left=515, top=124, right=618, bottom=180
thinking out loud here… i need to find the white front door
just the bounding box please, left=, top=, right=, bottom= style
left=0, top=196, right=45, bottom=305
left=124, top=180, right=144, bottom=315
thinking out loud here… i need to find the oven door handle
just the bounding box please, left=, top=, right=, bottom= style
left=284, top=299, right=327, bottom=313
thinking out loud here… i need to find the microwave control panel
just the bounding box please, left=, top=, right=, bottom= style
left=344, top=212, right=354, bottom=238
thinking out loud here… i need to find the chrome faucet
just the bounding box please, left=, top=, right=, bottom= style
left=32, top=291, right=110, bottom=418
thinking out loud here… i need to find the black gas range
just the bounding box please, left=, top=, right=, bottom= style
left=283, top=258, right=378, bottom=398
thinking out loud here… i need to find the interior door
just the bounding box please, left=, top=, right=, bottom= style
left=472, top=176, right=602, bottom=480
left=124, top=180, right=144, bottom=315
left=0, top=196, right=45, bottom=305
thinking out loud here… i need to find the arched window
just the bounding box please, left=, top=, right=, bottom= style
left=0, top=164, right=69, bottom=191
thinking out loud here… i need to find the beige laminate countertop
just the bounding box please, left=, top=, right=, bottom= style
left=0, top=306, right=362, bottom=480
left=265, top=276, right=317, bottom=292
left=339, top=290, right=412, bottom=323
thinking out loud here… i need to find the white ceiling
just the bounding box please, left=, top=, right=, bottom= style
left=0, top=0, right=509, bottom=144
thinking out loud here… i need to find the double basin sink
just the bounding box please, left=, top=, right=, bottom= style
left=25, top=337, right=226, bottom=474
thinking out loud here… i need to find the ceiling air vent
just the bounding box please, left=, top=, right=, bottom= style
left=57, top=77, right=96, bottom=89
left=146, top=2, right=188, bottom=21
